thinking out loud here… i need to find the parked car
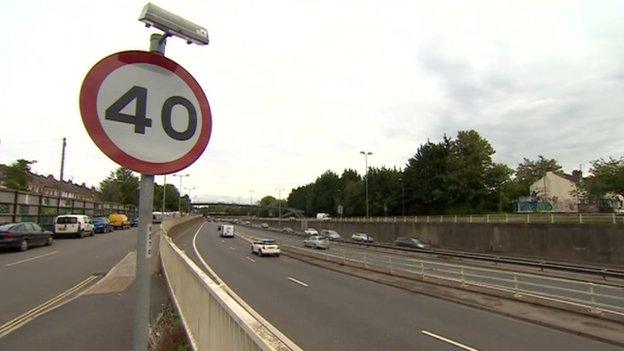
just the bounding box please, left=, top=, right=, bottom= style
left=304, top=228, right=319, bottom=235
left=320, top=229, right=341, bottom=240
left=108, top=213, right=130, bottom=230
left=251, top=238, right=280, bottom=257
left=394, top=237, right=430, bottom=249
left=244, top=221, right=251, bottom=225
left=131, top=218, right=139, bottom=227
left=92, top=217, right=114, bottom=233
left=0, top=222, right=54, bottom=251
left=282, top=227, right=294, bottom=234
left=303, top=235, right=329, bottom=249
left=351, top=232, right=374, bottom=243
left=54, top=215, right=95, bottom=238
left=261, top=223, right=269, bottom=229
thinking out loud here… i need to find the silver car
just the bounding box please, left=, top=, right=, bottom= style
left=303, top=235, right=329, bottom=249
left=351, top=233, right=374, bottom=243
left=320, top=229, right=341, bottom=240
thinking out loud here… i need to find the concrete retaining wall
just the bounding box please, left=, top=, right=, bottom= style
left=251, top=219, right=624, bottom=266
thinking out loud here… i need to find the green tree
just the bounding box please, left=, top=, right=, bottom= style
left=287, top=184, right=314, bottom=216
left=153, top=183, right=181, bottom=211
left=99, top=167, right=140, bottom=206
left=312, top=170, right=341, bottom=215
left=339, top=169, right=364, bottom=216
left=484, top=163, right=514, bottom=212
left=446, top=130, right=496, bottom=213
left=585, top=157, right=624, bottom=200
left=2, top=159, right=35, bottom=190
left=367, top=166, right=402, bottom=216
left=514, top=156, right=562, bottom=193
left=403, top=139, right=450, bottom=214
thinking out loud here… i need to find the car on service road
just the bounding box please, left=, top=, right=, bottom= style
left=351, top=232, right=374, bottom=243
left=92, top=217, right=114, bottom=233
left=394, top=237, right=430, bottom=249
left=54, top=215, right=95, bottom=238
left=304, top=228, right=318, bottom=235
left=261, top=223, right=269, bottom=228
left=282, top=227, right=294, bottom=234
left=304, top=235, right=329, bottom=249
left=251, top=238, right=280, bottom=257
left=108, top=213, right=130, bottom=230
left=0, top=222, right=54, bottom=251
left=320, top=229, right=341, bottom=240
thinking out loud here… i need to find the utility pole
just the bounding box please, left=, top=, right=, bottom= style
left=162, top=175, right=167, bottom=214
left=57, top=137, right=66, bottom=214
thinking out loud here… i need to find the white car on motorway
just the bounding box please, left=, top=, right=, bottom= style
left=351, top=233, right=374, bottom=243
left=320, top=229, right=341, bottom=240
left=304, top=228, right=318, bottom=235
left=304, top=235, right=329, bottom=249
left=251, top=238, right=281, bottom=257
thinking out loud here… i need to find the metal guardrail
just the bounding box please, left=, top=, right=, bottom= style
left=160, top=228, right=298, bottom=350
left=336, top=240, right=624, bottom=280
left=239, top=222, right=624, bottom=280
left=287, top=245, right=624, bottom=317
left=333, top=213, right=624, bottom=225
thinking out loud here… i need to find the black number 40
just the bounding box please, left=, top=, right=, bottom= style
left=105, top=85, right=197, bottom=141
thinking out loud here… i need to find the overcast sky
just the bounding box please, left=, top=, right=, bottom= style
left=1, top=0, right=622, bottom=203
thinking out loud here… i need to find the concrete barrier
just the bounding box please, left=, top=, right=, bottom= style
left=160, top=217, right=297, bottom=351
left=248, top=218, right=624, bottom=266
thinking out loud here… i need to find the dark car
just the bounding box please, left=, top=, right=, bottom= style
left=131, top=218, right=139, bottom=227
left=394, top=237, right=430, bottom=249
left=0, top=222, right=54, bottom=251
left=92, top=217, right=114, bottom=233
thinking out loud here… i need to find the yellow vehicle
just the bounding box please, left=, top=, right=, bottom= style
left=108, top=213, right=130, bottom=230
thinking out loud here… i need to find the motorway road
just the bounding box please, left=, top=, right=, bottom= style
left=235, top=226, right=624, bottom=313
left=176, top=221, right=623, bottom=351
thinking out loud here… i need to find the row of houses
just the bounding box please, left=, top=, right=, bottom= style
left=0, top=164, right=101, bottom=202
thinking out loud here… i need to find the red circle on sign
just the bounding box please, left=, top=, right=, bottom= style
left=79, top=50, right=212, bottom=175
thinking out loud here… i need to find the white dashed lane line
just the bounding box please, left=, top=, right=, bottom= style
left=421, top=330, right=480, bottom=351
left=288, top=277, right=309, bottom=287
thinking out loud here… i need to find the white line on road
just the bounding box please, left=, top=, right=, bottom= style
left=229, top=246, right=236, bottom=250
left=288, top=277, right=309, bottom=287
left=246, top=257, right=256, bottom=263
left=421, top=330, right=480, bottom=351
left=6, top=251, right=58, bottom=267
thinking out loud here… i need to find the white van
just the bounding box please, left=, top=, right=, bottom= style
left=316, top=213, right=331, bottom=221
left=218, top=224, right=235, bottom=238
left=54, top=215, right=95, bottom=238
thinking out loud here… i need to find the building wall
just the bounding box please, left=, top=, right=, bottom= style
left=529, top=172, right=578, bottom=212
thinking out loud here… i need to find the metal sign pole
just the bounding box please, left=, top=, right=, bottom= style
left=132, top=33, right=166, bottom=351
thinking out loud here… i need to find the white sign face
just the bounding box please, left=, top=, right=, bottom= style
left=97, top=63, right=202, bottom=163
left=80, top=51, right=212, bottom=175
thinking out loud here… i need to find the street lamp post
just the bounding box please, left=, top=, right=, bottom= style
left=249, top=189, right=254, bottom=216
left=185, top=186, right=197, bottom=214
left=360, top=151, right=373, bottom=218
left=173, top=174, right=189, bottom=215
left=276, top=188, right=284, bottom=227
left=398, top=177, right=405, bottom=216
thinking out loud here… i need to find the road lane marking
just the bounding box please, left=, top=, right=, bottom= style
left=246, top=257, right=256, bottom=263
left=288, top=277, right=309, bottom=287
left=0, top=275, right=98, bottom=337
left=421, top=330, right=479, bottom=351
left=192, top=222, right=224, bottom=284
left=6, top=251, right=58, bottom=267
left=229, top=246, right=236, bottom=250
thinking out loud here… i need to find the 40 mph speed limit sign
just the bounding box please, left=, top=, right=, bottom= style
left=79, top=50, right=212, bottom=175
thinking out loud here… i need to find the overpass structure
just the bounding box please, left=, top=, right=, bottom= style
left=190, top=202, right=305, bottom=219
